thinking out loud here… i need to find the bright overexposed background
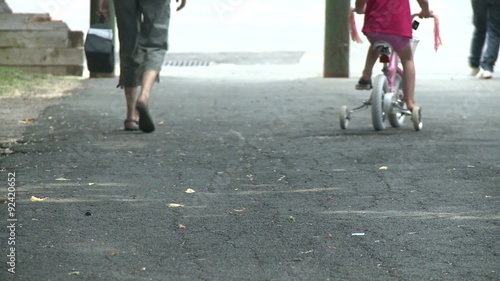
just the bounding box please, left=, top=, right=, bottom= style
left=6, top=0, right=474, bottom=78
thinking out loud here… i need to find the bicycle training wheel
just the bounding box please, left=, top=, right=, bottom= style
left=339, top=105, right=349, bottom=129
left=388, top=74, right=406, bottom=128
left=371, top=74, right=388, bottom=131
left=412, top=107, right=423, bottom=131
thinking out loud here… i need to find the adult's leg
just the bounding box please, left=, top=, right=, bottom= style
left=136, top=70, right=158, bottom=106
left=113, top=0, right=142, bottom=125
left=469, top=0, right=488, bottom=68
left=480, top=0, right=500, bottom=71
left=136, top=0, right=171, bottom=106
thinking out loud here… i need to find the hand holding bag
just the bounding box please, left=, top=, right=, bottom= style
left=84, top=16, right=114, bottom=73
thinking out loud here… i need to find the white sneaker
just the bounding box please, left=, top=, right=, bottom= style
left=477, top=69, right=493, bottom=79
left=470, top=67, right=480, bottom=76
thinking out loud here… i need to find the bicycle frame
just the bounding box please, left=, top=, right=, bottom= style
left=380, top=45, right=403, bottom=94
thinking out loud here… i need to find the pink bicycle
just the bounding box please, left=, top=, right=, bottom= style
left=340, top=14, right=441, bottom=131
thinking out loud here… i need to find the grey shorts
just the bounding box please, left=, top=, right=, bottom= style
left=113, top=0, right=171, bottom=87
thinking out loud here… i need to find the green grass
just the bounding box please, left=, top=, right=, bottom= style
left=0, top=67, right=52, bottom=96
left=0, top=67, right=79, bottom=97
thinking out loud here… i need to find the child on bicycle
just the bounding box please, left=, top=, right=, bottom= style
left=354, top=0, right=433, bottom=111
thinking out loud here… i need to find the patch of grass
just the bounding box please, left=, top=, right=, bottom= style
left=0, top=67, right=80, bottom=98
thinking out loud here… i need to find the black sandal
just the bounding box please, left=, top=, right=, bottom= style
left=136, top=102, right=155, bottom=133
left=124, top=119, right=139, bottom=131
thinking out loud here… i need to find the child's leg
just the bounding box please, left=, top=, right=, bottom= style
left=361, top=46, right=379, bottom=81
left=356, top=46, right=378, bottom=90
left=396, top=44, right=418, bottom=110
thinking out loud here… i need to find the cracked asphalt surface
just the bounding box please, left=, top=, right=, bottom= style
left=1, top=70, right=499, bottom=280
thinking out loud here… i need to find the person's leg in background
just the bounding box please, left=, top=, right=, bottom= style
left=479, top=0, right=500, bottom=78
left=469, top=0, right=487, bottom=76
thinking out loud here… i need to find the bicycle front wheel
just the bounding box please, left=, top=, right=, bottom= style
left=388, top=73, right=406, bottom=128
left=371, top=74, right=388, bottom=131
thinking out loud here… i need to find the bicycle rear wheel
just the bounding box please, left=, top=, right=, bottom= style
left=371, top=74, right=388, bottom=131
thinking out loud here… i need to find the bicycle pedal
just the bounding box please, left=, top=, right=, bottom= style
left=401, top=109, right=412, bottom=116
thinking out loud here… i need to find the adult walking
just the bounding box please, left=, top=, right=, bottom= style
left=98, top=0, right=187, bottom=133
left=469, top=0, right=500, bottom=79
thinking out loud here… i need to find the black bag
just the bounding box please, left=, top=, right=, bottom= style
left=84, top=18, right=114, bottom=73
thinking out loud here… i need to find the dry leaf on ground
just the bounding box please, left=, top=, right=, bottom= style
left=30, top=196, right=48, bottom=202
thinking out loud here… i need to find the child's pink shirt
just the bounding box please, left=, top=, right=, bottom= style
left=362, top=0, right=413, bottom=38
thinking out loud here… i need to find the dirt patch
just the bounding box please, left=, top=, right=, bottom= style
left=0, top=68, right=83, bottom=158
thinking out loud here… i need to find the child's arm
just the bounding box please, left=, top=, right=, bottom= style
left=355, top=0, right=366, bottom=14
left=416, top=0, right=433, bottom=18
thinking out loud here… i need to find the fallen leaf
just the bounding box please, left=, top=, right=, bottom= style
left=30, top=196, right=49, bottom=202
left=19, top=118, right=38, bottom=124
left=379, top=166, right=388, bottom=170
left=53, top=136, right=63, bottom=140
left=55, top=177, right=70, bottom=181
left=167, top=203, right=184, bottom=208
left=326, top=234, right=333, bottom=239
left=109, top=252, right=117, bottom=256
left=157, top=121, right=165, bottom=126
left=185, top=188, right=196, bottom=194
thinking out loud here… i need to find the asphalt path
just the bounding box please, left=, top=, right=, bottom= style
left=1, top=0, right=499, bottom=279
left=1, top=69, right=499, bottom=280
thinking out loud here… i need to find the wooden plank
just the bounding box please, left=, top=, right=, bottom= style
left=0, top=0, right=12, bottom=14
left=68, top=31, right=84, bottom=48
left=0, top=14, right=68, bottom=31
left=0, top=48, right=83, bottom=66
left=0, top=30, right=69, bottom=48
left=2, top=65, right=83, bottom=76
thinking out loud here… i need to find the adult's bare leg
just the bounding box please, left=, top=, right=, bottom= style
left=136, top=70, right=158, bottom=105
left=124, top=86, right=139, bottom=127
left=135, top=70, right=158, bottom=133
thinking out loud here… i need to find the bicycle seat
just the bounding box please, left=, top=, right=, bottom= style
left=372, top=41, right=393, bottom=51
left=372, top=41, right=392, bottom=63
